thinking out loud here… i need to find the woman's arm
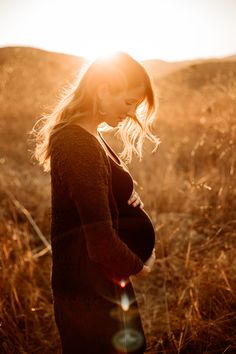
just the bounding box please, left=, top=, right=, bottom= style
left=51, top=128, right=144, bottom=279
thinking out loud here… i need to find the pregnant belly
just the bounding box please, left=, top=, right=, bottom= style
left=118, top=206, right=155, bottom=263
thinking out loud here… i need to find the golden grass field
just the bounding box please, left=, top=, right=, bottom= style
left=0, top=47, right=235, bottom=353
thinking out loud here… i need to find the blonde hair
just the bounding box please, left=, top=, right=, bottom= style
left=30, top=51, right=159, bottom=171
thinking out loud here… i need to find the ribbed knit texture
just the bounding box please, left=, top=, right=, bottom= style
left=50, top=123, right=151, bottom=354
left=50, top=124, right=144, bottom=295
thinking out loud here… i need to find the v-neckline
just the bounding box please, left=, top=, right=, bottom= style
left=96, top=131, right=122, bottom=167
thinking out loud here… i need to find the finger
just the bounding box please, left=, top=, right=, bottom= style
left=128, top=197, right=135, bottom=205
left=127, top=192, right=137, bottom=204
left=127, top=194, right=139, bottom=205
left=140, top=202, right=144, bottom=209
left=130, top=191, right=138, bottom=199
left=132, top=199, right=141, bottom=207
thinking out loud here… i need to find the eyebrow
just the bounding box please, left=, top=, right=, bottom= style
left=126, top=98, right=137, bottom=102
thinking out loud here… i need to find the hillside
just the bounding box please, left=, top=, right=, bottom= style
left=0, top=46, right=85, bottom=119
left=143, top=53, right=236, bottom=79
left=0, top=46, right=85, bottom=170
left=143, top=58, right=203, bottom=79
left=157, top=60, right=236, bottom=117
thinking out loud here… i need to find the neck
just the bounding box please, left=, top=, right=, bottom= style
left=73, top=112, right=105, bottom=137
left=83, top=124, right=98, bottom=137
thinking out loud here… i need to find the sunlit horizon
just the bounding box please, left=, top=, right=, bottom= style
left=2, top=42, right=235, bottom=64
left=0, top=0, right=236, bottom=62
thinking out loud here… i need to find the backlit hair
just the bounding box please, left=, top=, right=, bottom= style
left=30, top=51, right=160, bottom=171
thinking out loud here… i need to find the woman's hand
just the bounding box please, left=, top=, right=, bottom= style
left=132, top=248, right=156, bottom=279
left=145, top=248, right=156, bottom=270
left=127, top=190, right=144, bottom=209
left=134, top=265, right=152, bottom=278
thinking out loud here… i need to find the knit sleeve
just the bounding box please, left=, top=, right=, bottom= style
left=51, top=128, right=143, bottom=278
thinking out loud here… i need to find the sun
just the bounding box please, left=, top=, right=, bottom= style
left=80, top=46, right=126, bottom=62
left=87, top=49, right=115, bottom=62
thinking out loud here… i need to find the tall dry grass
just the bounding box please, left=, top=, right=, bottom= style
left=0, top=59, right=236, bottom=353
left=0, top=170, right=59, bottom=353
left=130, top=62, right=236, bottom=353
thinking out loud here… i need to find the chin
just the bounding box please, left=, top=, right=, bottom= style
left=105, top=117, right=123, bottom=128
left=106, top=123, right=116, bottom=129
left=107, top=121, right=120, bottom=128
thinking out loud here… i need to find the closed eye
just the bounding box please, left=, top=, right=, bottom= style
left=125, top=100, right=135, bottom=105
left=125, top=97, right=145, bottom=107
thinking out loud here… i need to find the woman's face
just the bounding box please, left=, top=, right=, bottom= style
left=98, top=85, right=146, bottom=127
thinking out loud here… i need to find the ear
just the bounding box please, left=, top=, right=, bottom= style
left=97, top=83, right=109, bottom=100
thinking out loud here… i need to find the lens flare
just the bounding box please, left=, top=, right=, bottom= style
left=110, top=306, right=140, bottom=322
left=120, top=293, right=130, bottom=311
left=120, top=278, right=129, bottom=288
left=112, top=328, right=144, bottom=353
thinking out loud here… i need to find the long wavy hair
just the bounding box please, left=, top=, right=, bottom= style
left=30, top=51, right=160, bottom=172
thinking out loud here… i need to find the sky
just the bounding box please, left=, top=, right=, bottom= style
left=0, top=0, right=236, bottom=62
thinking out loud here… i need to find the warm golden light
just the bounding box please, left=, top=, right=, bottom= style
left=86, top=49, right=121, bottom=62
left=1, top=0, right=235, bottom=62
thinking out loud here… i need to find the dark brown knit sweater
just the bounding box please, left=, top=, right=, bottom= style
left=50, top=123, right=144, bottom=295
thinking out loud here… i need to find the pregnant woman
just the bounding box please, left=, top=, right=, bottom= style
left=31, top=51, right=159, bottom=354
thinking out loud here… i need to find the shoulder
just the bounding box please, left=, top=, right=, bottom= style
left=51, top=124, right=98, bottom=147
left=50, top=124, right=109, bottom=167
